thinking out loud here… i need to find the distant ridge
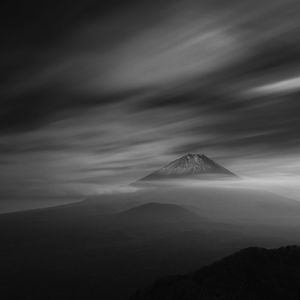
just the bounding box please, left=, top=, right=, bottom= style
left=139, top=153, right=237, bottom=181
left=118, top=202, right=200, bottom=223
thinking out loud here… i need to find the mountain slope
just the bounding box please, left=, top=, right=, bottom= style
left=117, top=202, right=201, bottom=223
left=132, top=245, right=300, bottom=300
left=139, top=153, right=237, bottom=181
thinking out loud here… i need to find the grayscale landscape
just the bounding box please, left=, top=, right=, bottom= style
left=1, top=0, right=300, bottom=299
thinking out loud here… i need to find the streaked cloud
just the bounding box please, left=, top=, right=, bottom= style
left=248, top=76, right=300, bottom=95
left=1, top=0, right=300, bottom=206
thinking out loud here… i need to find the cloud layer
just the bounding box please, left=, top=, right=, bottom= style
left=1, top=0, right=300, bottom=203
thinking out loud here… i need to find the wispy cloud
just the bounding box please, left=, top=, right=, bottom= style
left=1, top=0, right=300, bottom=204
left=248, top=76, right=300, bottom=95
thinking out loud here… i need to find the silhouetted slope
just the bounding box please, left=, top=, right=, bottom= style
left=132, top=245, right=300, bottom=300
left=139, top=153, right=237, bottom=181
left=118, top=202, right=201, bottom=223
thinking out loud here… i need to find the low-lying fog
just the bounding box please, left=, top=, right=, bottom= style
left=86, top=178, right=300, bottom=227
left=1, top=176, right=300, bottom=214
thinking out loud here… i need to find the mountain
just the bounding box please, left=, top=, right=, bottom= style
left=117, top=202, right=200, bottom=223
left=139, top=153, right=237, bottom=181
left=132, top=245, right=300, bottom=300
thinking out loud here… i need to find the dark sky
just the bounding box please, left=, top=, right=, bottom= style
left=1, top=0, right=300, bottom=201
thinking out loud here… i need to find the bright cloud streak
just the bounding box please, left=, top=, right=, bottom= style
left=249, top=76, right=300, bottom=95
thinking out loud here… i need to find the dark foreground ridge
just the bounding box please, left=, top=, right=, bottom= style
left=139, top=153, right=237, bottom=181
left=132, top=245, right=300, bottom=300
